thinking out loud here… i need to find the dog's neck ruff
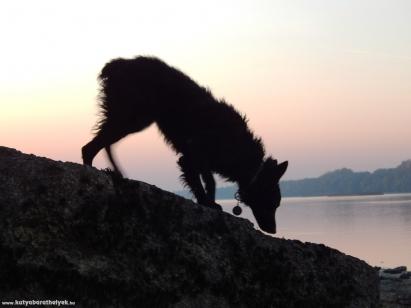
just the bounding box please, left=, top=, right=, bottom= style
left=247, top=159, right=265, bottom=187
left=235, top=159, right=265, bottom=204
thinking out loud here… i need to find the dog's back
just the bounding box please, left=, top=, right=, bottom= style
left=98, top=57, right=209, bottom=116
left=98, top=56, right=261, bottom=168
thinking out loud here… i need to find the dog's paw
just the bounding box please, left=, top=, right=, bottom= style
left=204, top=201, right=223, bottom=211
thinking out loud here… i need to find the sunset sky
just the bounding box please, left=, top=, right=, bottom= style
left=1, top=0, right=410, bottom=191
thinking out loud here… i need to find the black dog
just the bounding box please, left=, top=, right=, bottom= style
left=82, top=56, right=288, bottom=234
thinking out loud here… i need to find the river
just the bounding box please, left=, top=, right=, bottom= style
left=219, top=193, right=411, bottom=268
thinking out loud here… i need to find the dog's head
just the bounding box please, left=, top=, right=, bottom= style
left=239, top=158, right=288, bottom=234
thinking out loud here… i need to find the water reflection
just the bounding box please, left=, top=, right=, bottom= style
left=219, top=193, right=411, bottom=268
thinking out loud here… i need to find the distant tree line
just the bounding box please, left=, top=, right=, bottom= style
left=177, top=160, right=411, bottom=199
left=280, top=160, right=411, bottom=197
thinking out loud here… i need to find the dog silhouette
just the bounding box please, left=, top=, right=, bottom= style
left=82, top=56, right=288, bottom=234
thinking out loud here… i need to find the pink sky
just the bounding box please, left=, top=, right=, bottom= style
left=1, top=0, right=410, bottom=191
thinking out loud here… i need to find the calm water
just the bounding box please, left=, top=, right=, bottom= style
left=219, top=193, right=411, bottom=268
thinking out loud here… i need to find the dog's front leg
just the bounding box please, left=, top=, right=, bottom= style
left=178, top=156, right=222, bottom=211
left=201, top=170, right=222, bottom=210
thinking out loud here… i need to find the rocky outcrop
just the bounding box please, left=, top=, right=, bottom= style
left=380, top=267, right=411, bottom=307
left=0, top=146, right=379, bottom=307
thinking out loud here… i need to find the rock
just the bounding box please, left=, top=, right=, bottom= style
left=380, top=271, right=403, bottom=280
left=383, top=266, right=407, bottom=275
left=0, top=146, right=379, bottom=307
left=380, top=277, right=411, bottom=307
left=380, top=267, right=411, bottom=307
left=400, top=272, right=411, bottom=280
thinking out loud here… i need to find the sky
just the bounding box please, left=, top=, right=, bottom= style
left=1, top=0, right=410, bottom=191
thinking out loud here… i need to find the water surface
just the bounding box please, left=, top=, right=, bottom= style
left=219, top=193, right=411, bottom=268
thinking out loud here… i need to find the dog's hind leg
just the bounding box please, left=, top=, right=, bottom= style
left=105, top=145, right=123, bottom=175
left=82, top=126, right=127, bottom=174
left=82, top=116, right=153, bottom=175
left=178, top=156, right=222, bottom=211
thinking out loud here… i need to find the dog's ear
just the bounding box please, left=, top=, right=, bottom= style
left=259, top=157, right=279, bottom=182
left=274, top=161, right=288, bottom=180
left=262, top=157, right=278, bottom=174
left=255, top=158, right=288, bottom=185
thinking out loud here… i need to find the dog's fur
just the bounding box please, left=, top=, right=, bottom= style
left=82, top=56, right=288, bottom=233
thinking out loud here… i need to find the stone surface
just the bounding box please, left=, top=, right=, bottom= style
left=384, top=266, right=408, bottom=275
left=400, top=272, right=411, bottom=280
left=0, top=146, right=379, bottom=307
left=380, top=267, right=411, bottom=307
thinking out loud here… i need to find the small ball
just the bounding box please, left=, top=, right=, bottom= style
left=233, top=205, right=242, bottom=216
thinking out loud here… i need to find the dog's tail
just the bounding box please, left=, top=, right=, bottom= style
left=99, top=58, right=129, bottom=81
left=95, top=58, right=129, bottom=132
